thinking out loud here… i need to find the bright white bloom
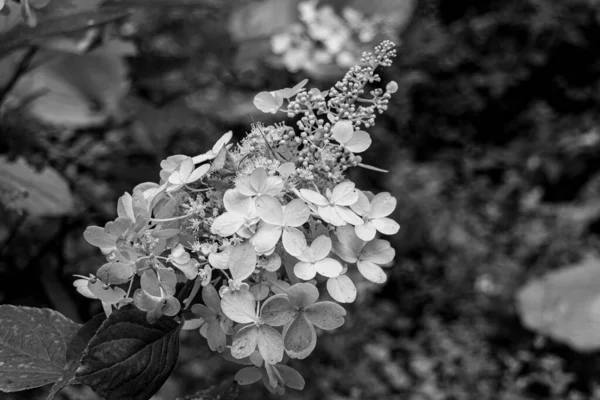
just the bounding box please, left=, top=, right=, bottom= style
left=351, top=191, right=400, bottom=241
left=330, top=120, right=371, bottom=153
left=192, top=131, right=233, bottom=164
left=236, top=167, right=284, bottom=198
left=298, top=181, right=363, bottom=226
left=294, top=235, right=342, bottom=280
left=251, top=196, right=309, bottom=255
left=333, top=226, right=395, bottom=284
left=211, top=189, right=260, bottom=237
left=167, top=157, right=210, bottom=192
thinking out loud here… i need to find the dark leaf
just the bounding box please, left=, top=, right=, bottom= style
left=46, top=313, right=106, bottom=400
left=176, top=377, right=240, bottom=400
left=0, top=305, right=81, bottom=392
left=0, top=156, right=75, bottom=216
left=76, top=306, right=182, bottom=400
left=0, top=8, right=130, bottom=56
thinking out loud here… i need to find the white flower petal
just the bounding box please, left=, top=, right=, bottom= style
left=355, top=221, right=377, bottom=241
left=254, top=91, right=284, bottom=114
left=372, top=217, right=400, bottom=235
left=345, top=130, right=371, bottom=153
left=223, top=189, right=254, bottom=215
left=370, top=192, right=397, bottom=218
left=187, top=163, right=211, bottom=183
left=282, top=227, right=307, bottom=257
left=255, top=195, right=284, bottom=225
left=331, top=181, right=358, bottom=206
left=357, top=260, right=387, bottom=283
left=294, top=262, right=317, bottom=280
left=211, top=212, right=245, bottom=237
left=235, top=175, right=255, bottom=196
left=310, top=235, right=332, bottom=261
left=315, top=258, right=342, bottom=278
left=335, top=206, right=363, bottom=226
left=283, top=199, right=310, bottom=227
left=299, top=189, right=329, bottom=206
left=319, top=205, right=346, bottom=226
left=250, top=224, right=283, bottom=253
left=350, top=190, right=371, bottom=216
left=360, top=239, right=395, bottom=264
left=326, top=275, right=357, bottom=303
left=331, top=120, right=354, bottom=144
left=251, top=168, right=268, bottom=193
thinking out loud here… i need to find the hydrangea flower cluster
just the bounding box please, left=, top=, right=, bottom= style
left=270, top=0, right=399, bottom=75
left=79, top=41, right=399, bottom=394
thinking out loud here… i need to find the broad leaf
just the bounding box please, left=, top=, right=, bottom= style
left=0, top=156, right=75, bottom=216
left=47, top=313, right=106, bottom=399
left=11, top=44, right=130, bottom=128
left=0, top=305, right=81, bottom=392
left=517, top=255, right=600, bottom=352
left=228, top=0, right=298, bottom=42
left=76, top=307, right=182, bottom=400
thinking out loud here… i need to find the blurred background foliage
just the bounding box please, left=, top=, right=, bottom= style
left=3, top=0, right=600, bottom=399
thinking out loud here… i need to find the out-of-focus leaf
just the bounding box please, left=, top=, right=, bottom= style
left=228, top=0, right=298, bottom=42
left=0, top=156, right=75, bottom=216
left=0, top=8, right=130, bottom=56
left=516, top=254, right=600, bottom=352
left=76, top=306, right=182, bottom=400
left=347, top=0, right=416, bottom=35
left=0, top=306, right=81, bottom=392
left=11, top=44, right=130, bottom=127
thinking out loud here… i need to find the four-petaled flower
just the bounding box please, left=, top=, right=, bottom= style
left=211, top=189, right=260, bottom=237
left=251, top=196, right=309, bottom=256
left=293, top=235, right=342, bottom=280
left=167, top=157, right=211, bottom=192
left=298, top=181, right=363, bottom=226
left=351, top=191, right=400, bottom=241
left=191, top=284, right=232, bottom=352
left=192, top=131, right=233, bottom=164
left=333, top=225, right=395, bottom=283
left=236, top=167, right=284, bottom=198
left=330, top=119, right=372, bottom=153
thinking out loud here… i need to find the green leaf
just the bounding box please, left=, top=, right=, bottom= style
left=228, top=0, right=299, bottom=42
left=76, top=306, right=182, bottom=400
left=11, top=45, right=130, bottom=128
left=47, top=313, right=106, bottom=400
left=516, top=254, right=600, bottom=352
left=0, top=156, right=75, bottom=216
left=0, top=305, right=81, bottom=392
left=0, top=8, right=130, bottom=56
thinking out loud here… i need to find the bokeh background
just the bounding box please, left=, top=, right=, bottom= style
left=3, top=0, right=600, bottom=399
